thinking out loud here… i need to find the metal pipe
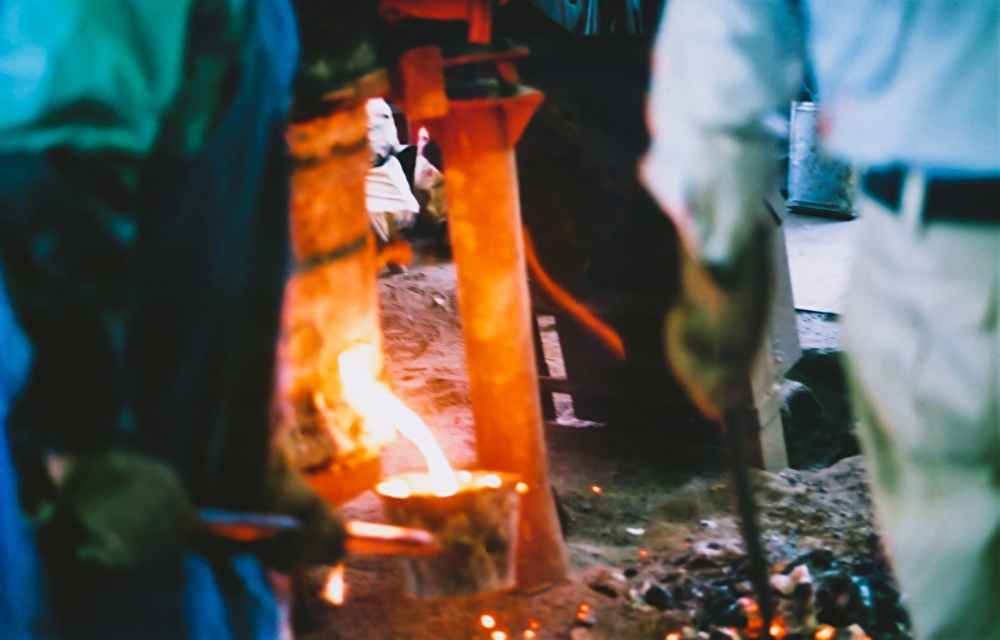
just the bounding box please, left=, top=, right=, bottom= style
left=197, top=510, right=441, bottom=557
left=724, top=401, right=774, bottom=630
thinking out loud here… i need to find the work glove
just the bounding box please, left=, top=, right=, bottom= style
left=37, top=450, right=195, bottom=572
left=642, top=132, right=777, bottom=419
left=256, top=453, right=347, bottom=572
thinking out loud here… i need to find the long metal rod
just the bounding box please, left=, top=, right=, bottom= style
left=723, top=404, right=774, bottom=631
left=198, top=511, right=440, bottom=557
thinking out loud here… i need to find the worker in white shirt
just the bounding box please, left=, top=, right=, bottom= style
left=365, top=98, right=419, bottom=243
left=641, top=2, right=999, bottom=638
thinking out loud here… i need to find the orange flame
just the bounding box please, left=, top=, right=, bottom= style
left=338, top=344, right=459, bottom=496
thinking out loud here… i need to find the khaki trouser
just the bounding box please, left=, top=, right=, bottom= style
left=842, top=180, right=1000, bottom=640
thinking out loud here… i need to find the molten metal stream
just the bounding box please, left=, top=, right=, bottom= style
left=338, top=344, right=460, bottom=496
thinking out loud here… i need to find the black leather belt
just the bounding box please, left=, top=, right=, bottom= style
left=861, top=166, right=1000, bottom=223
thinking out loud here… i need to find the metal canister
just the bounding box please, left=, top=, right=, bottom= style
left=787, top=101, right=855, bottom=218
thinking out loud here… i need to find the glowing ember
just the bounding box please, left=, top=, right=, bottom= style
left=480, top=614, right=497, bottom=629
left=739, top=596, right=764, bottom=636
left=528, top=619, right=541, bottom=630
left=322, top=563, right=346, bottom=606
left=339, top=344, right=458, bottom=496
left=491, top=632, right=507, bottom=640
left=638, top=548, right=650, bottom=559
left=768, top=618, right=788, bottom=639
left=664, top=633, right=682, bottom=640
left=739, top=597, right=759, bottom=614
left=376, top=470, right=516, bottom=498
left=814, top=625, right=836, bottom=640
left=523, top=632, right=536, bottom=639
left=515, top=481, right=529, bottom=495
left=590, top=484, right=603, bottom=495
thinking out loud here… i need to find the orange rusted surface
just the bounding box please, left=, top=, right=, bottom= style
left=379, top=0, right=495, bottom=43
left=398, top=47, right=448, bottom=122
left=432, top=89, right=569, bottom=589
left=276, top=90, right=386, bottom=494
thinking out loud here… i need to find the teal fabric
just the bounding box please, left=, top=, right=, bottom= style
left=0, top=1, right=193, bottom=155
left=0, top=0, right=298, bottom=636
left=530, top=0, right=645, bottom=35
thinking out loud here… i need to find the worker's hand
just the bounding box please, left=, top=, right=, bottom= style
left=642, top=133, right=777, bottom=419
left=257, top=455, right=347, bottom=572
left=37, top=451, right=195, bottom=572
left=638, top=0, right=802, bottom=418
left=665, top=225, right=773, bottom=420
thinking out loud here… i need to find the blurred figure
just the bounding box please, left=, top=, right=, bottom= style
left=411, top=126, right=450, bottom=245
left=641, top=2, right=998, bottom=638
left=365, top=98, right=449, bottom=270
left=0, top=1, right=346, bottom=637
left=365, top=98, right=419, bottom=272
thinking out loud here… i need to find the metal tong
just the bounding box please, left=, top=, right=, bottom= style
left=724, top=404, right=774, bottom=632
left=197, top=509, right=441, bottom=557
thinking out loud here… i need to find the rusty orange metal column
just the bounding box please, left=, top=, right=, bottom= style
left=435, top=90, right=569, bottom=589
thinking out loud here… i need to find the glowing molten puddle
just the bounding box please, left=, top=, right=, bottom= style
left=338, top=344, right=459, bottom=496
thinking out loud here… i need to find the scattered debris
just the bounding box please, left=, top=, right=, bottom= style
left=585, top=568, right=627, bottom=599
left=642, top=584, right=672, bottom=610
left=615, top=544, right=909, bottom=639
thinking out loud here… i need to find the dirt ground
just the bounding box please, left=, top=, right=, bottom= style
left=300, top=263, right=888, bottom=640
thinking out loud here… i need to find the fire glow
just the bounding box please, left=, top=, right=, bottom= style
left=338, top=344, right=459, bottom=496
left=322, top=563, right=346, bottom=606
